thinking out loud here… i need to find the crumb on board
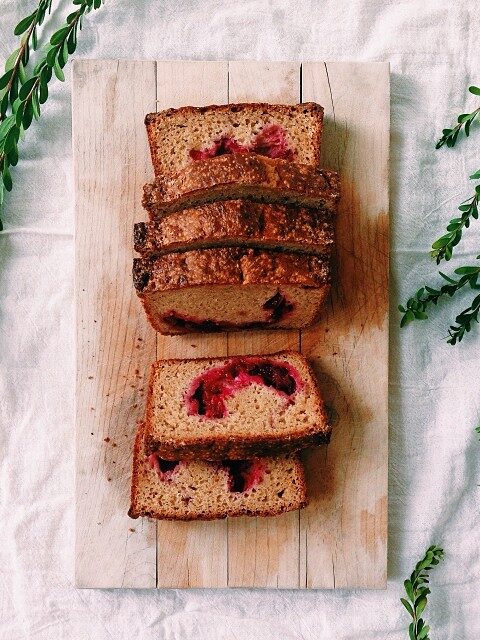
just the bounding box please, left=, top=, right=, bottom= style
left=104, top=437, right=110, bottom=443
left=129, top=528, right=135, bottom=533
left=107, top=478, right=112, bottom=482
left=88, top=375, right=93, bottom=379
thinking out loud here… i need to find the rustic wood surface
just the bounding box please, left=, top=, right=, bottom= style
left=74, top=60, right=389, bottom=589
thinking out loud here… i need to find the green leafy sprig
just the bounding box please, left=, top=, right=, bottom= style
left=0, top=0, right=53, bottom=120
left=0, top=0, right=104, bottom=228
left=436, top=86, right=480, bottom=149
left=401, top=82, right=480, bottom=343
left=431, top=181, right=480, bottom=263
left=399, top=261, right=480, bottom=344
left=401, top=545, right=444, bottom=640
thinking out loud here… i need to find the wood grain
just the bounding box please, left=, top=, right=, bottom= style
left=226, top=61, right=302, bottom=588
left=74, top=60, right=157, bottom=588
left=74, top=60, right=389, bottom=589
left=300, top=62, right=389, bottom=588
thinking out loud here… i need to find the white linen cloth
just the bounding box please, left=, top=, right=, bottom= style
left=1, top=0, right=479, bottom=637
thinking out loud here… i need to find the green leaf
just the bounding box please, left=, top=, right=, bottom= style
left=32, top=26, right=38, bottom=50
left=0, top=92, right=9, bottom=117
left=54, top=59, right=65, bottom=82
left=46, top=46, right=58, bottom=68
left=401, top=598, right=414, bottom=618
left=0, top=70, right=13, bottom=90
left=67, top=28, right=77, bottom=54
left=14, top=12, right=36, bottom=36
left=470, top=170, right=480, bottom=180
left=439, top=271, right=456, bottom=283
left=0, top=115, right=15, bottom=141
left=457, top=113, right=471, bottom=123
left=39, top=81, right=48, bottom=104
left=404, top=578, right=414, bottom=600
left=22, top=100, right=34, bottom=130
left=432, top=235, right=451, bottom=249
left=32, top=92, right=40, bottom=120
left=18, top=77, right=37, bottom=101
left=58, top=40, right=69, bottom=69
left=9, top=74, right=19, bottom=103
left=455, top=266, right=480, bottom=275
left=18, top=61, right=27, bottom=85
left=4, top=49, right=19, bottom=72
left=418, top=625, right=430, bottom=639
left=94, top=0, right=102, bottom=8
left=408, top=622, right=415, bottom=640
left=50, top=26, right=70, bottom=46
left=66, top=11, right=80, bottom=24
left=400, top=310, right=415, bottom=327
left=469, top=85, right=480, bottom=96
left=3, top=166, right=13, bottom=191
left=414, top=311, right=428, bottom=320
left=3, top=126, right=17, bottom=154
left=415, top=596, right=428, bottom=616
left=8, top=145, right=18, bottom=167
left=39, top=67, right=52, bottom=93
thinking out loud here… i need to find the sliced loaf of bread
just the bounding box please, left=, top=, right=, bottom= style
left=143, top=350, right=330, bottom=460
left=133, top=247, right=330, bottom=334
left=128, top=423, right=307, bottom=521
left=145, top=102, right=324, bottom=178
left=134, top=200, right=335, bottom=258
left=143, top=154, right=340, bottom=217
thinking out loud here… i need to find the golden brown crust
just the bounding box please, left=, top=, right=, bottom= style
left=143, top=154, right=340, bottom=217
left=133, top=247, right=330, bottom=294
left=128, top=420, right=308, bottom=520
left=145, top=101, right=323, bottom=127
left=144, top=102, right=324, bottom=178
left=145, top=431, right=330, bottom=462
left=134, top=201, right=335, bottom=257
left=143, top=350, right=331, bottom=461
left=127, top=421, right=146, bottom=519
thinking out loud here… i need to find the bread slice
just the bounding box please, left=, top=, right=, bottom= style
left=144, top=102, right=324, bottom=178
left=133, top=247, right=330, bottom=334
left=128, top=423, right=307, bottom=521
left=143, top=350, right=330, bottom=460
left=143, top=154, right=340, bottom=217
left=134, top=200, right=335, bottom=258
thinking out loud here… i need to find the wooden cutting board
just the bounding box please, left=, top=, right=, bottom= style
left=74, top=60, right=389, bottom=589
